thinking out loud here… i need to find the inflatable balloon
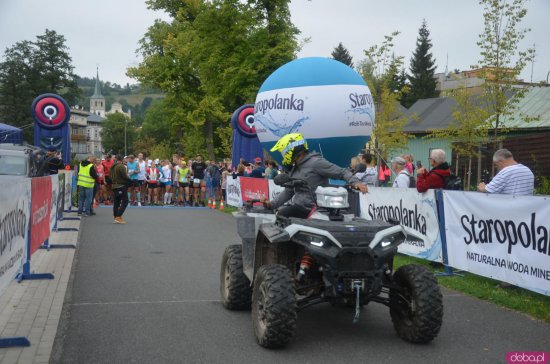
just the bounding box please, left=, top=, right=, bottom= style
left=254, top=57, right=374, bottom=167
left=231, top=104, right=263, bottom=168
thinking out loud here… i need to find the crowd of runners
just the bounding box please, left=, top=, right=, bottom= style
left=90, top=153, right=278, bottom=207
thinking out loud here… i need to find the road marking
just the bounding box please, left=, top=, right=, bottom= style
left=72, top=299, right=222, bottom=306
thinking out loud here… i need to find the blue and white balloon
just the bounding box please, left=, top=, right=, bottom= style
left=254, top=57, right=375, bottom=167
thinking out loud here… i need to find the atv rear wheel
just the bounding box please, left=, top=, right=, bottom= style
left=390, top=264, right=443, bottom=343
left=252, top=264, right=297, bottom=348
left=220, top=245, right=252, bottom=310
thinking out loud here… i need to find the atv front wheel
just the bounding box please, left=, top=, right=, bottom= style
left=220, top=245, right=252, bottom=310
left=390, top=264, right=443, bottom=343
left=252, top=264, right=297, bottom=348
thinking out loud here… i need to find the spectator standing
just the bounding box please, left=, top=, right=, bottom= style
left=249, top=157, right=265, bottom=178
left=77, top=155, right=98, bottom=217
left=45, top=146, right=65, bottom=174
left=477, top=149, right=534, bottom=195
left=378, top=161, right=391, bottom=187
left=391, top=156, right=410, bottom=188
left=110, top=155, right=131, bottom=224
left=416, top=149, right=450, bottom=193
left=356, top=154, right=378, bottom=186
left=267, top=160, right=279, bottom=179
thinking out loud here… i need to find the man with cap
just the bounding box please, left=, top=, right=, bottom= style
left=249, top=157, right=265, bottom=178
left=391, top=156, right=411, bottom=188
left=45, top=146, right=65, bottom=175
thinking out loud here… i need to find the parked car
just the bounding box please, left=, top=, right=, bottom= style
left=0, top=143, right=46, bottom=177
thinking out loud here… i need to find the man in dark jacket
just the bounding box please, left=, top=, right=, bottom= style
left=45, top=146, right=65, bottom=174
left=416, top=149, right=450, bottom=193
left=110, top=155, right=132, bottom=224
left=264, top=133, right=368, bottom=218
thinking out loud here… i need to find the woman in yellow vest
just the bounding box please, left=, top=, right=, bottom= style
left=77, top=155, right=98, bottom=216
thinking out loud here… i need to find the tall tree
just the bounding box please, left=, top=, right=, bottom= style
left=406, top=20, right=437, bottom=107
left=362, top=32, right=410, bottom=161
left=129, top=0, right=299, bottom=159
left=331, top=42, right=354, bottom=67
left=101, top=112, right=135, bottom=155
left=0, top=29, right=80, bottom=140
left=476, top=0, right=535, bottom=150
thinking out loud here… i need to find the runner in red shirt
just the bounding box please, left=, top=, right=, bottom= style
left=102, top=154, right=115, bottom=204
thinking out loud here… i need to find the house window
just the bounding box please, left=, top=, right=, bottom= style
left=94, top=145, right=98, bottom=152
left=94, top=130, right=98, bottom=139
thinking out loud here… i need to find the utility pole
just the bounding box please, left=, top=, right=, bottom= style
left=124, top=118, right=127, bottom=156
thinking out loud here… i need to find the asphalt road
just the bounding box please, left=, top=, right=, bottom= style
left=51, top=206, right=550, bottom=364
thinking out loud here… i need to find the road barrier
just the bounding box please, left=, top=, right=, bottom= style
left=227, top=177, right=550, bottom=296
left=0, top=171, right=76, bottom=348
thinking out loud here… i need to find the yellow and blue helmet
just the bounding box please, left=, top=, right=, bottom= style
left=270, top=133, right=308, bottom=169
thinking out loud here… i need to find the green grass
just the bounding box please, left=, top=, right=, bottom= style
left=394, top=254, right=550, bottom=323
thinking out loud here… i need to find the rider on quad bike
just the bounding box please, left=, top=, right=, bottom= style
left=263, top=133, right=369, bottom=218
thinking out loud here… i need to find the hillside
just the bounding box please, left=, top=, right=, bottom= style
left=75, top=75, right=164, bottom=124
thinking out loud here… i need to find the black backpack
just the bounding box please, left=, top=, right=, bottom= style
left=433, top=171, right=463, bottom=190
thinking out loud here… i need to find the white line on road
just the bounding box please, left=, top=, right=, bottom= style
left=72, top=299, right=222, bottom=306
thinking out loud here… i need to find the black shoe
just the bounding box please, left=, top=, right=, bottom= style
left=90, top=212, right=97, bottom=216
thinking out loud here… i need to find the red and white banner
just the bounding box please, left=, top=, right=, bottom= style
left=239, top=177, right=269, bottom=202
left=0, top=177, right=31, bottom=297
left=30, top=176, right=51, bottom=255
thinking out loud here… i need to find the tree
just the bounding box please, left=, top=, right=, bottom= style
left=128, top=0, right=299, bottom=160
left=427, top=86, right=491, bottom=187
left=476, top=0, right=535, bottom=150
left=101, top=112, right=135, bottom=155
left=0, top=29, right=80, bottom=140
left=406, top=20, right=437, bottom=107
left=362, top=32, right=410, bottom=161
left=331, top=42, right=353, bottom=67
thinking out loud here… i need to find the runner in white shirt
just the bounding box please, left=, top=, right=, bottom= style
left=478, top=149, right=534, bottom=195
left=161, top=160, right=173, bottom=205
left=137, top=153, right=147, bottom=206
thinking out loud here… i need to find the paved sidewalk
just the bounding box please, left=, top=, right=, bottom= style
left=0, top=214, right=80, bottom=364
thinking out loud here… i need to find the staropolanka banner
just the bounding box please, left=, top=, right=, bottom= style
left=443, top=191, right=550, bottom=296
left=359, top=187, right=442, bottom=262
left=0, top=177, right=30, bottom=297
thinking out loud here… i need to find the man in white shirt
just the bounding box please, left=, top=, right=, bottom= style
left=478, top=149, right=534, bottom=195
left=391, top=156, right=410, bottom=188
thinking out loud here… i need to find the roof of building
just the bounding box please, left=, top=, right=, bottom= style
left=403, top=97, right=457, bottom=133
left=498, top=87, right=550, bottom=129
left=87, top=113, right=105, bottom=123
left=91, top=67, right=103, bottom=99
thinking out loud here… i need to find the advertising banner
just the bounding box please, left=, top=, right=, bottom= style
left=268, top=180, right=285, bottom=201
left=30, top=176, right=51, bottom=255
left=61, top=171, right=72, bottom=209
left=359, top=187, right=442, bottom=262
left=0, top=177, right=31, bottom=297
left=239, top=177, right=269, bottom=203
left=57, top=173, right=65, bottom=221
left=50, top=174, right=59, bottom=232
left=443, top=191, right=550, bottom=296
left=226, top=176, right=242, bottom=207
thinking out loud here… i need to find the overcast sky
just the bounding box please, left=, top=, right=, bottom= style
left=1, top=0, right=549, bottom=87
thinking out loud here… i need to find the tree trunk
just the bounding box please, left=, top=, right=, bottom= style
left=477, top=146, right=482, bottom=185
left=467, top=156, right=472, bottom=190
left=205, top=119, right=215, bottom=160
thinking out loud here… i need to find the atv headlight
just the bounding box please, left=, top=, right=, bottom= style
left=296, top=233, right=328, bottom=247
left=315, top=186, right=349, bottom=209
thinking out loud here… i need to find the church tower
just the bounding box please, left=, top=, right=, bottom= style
left=90, top=67, right=105, bottom=117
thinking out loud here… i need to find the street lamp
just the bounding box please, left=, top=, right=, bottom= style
left=124, top=118, right=127, bottom=156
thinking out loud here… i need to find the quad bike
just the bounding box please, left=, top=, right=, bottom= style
left=220, top=174, right=443, bottom=348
